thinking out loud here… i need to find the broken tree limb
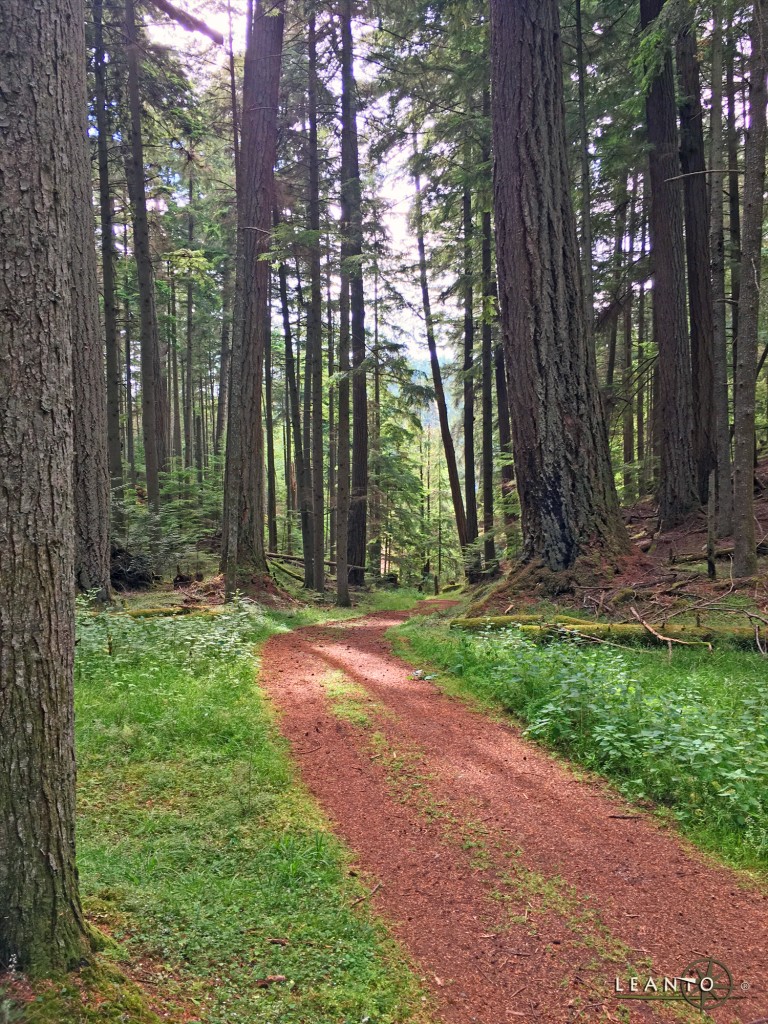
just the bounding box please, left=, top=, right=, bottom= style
left=145, top=0, right=225, bottom=44
left=630, top=606, right=713, bottom=655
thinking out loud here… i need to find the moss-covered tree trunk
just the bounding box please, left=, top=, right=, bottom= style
left=489, top=0, right=628, bottom=570
left=0, top=0, right=92, bottom=974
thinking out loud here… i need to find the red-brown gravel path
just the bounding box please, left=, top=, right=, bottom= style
left=261, top=604, right=768, bottom=1024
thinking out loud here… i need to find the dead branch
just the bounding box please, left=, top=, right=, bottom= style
left=146, top=0, right=225, bottom=44
left=630, top=606, right=713, bottom=654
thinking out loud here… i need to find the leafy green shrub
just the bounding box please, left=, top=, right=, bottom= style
left=398, top=619, right=768, bottom=870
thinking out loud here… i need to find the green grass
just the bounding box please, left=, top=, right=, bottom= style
left=10, top=601, right=430, bottom=1024
left=393, top=616, right=768, bottom=879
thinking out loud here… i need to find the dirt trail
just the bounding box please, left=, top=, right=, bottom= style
left=261, top=604, right=768, bottom=1024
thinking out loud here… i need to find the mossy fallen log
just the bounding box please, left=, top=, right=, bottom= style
left=269, top=559, right=306, bottom=583
left=473, top=614, right=597, bottom=627
left=98, top=607, right=223, bottom=619
left=104, top=606, right=194, bottom=618
left=451, top=616, right=765, bottom=650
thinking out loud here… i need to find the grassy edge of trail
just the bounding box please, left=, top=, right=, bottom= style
left=2, top=593, right=431, bottom=1024
left=390, top=613, right=768, bottom=886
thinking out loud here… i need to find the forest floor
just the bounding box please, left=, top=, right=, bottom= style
left=468, top=461, right=768, bottom=628
left=261, top=602, right=768, bottom=1024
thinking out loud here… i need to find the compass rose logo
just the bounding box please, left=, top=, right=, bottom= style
left=680, top=959, right=733, bottom=1012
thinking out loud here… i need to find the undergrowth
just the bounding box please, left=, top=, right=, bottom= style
left=394, top=617, right=768, bottom=877
left=9, top=600, right=428, bottom=1024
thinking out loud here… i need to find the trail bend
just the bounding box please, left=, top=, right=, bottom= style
left=261, top=604, right=768, bottom=1024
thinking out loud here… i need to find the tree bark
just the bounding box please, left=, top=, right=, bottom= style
left=336, top=272, right=352, bottom=606
left=215, top=261, right=232, bottom=456
left=222, top=0, right=284, bottom=594
left=481, top=203, right=497, bottom=569
left=641, top=0, right=698, bottom=529
left=575, top=0, right=595, bottom=348
left=677, top=20, right=716, bottom=505
left=462, top=168, right=479, bottom=551
left=327, top=244, right=337, bottom=562
left=265, top=276, right=279, bottom=555
left=124, top=0, right=166, bottom=510
left=170, top=275, right=183, bottom=462
left=489, top=0, right=628, bottom=570
left=637, top=202, right=649, bottom=494
left=710, top=3, right=734, bottom=536
left=308, top=9, right=325, bottom=591
left=726, top=22, right=742, bottom=349
left=278, top=258, right=313, bottom=586
left=93, top=0, right=124, bottom=514
left=73, top=0, right=111, bottom=598
left=733, top=0, right=768, bottom=577
left=0, top=0, right=92, bottom=973
left=184, top=166, right=195, bottom=470
left=414, top=156, right=469, bottom=553
left=340, top=0, right=368, bottom=587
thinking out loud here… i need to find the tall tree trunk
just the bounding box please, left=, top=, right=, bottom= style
left=575, top=0, right=594, bottom=347
left=726, top=22, right=742, bottom=349
left=300, top=264, right=313, bottom=583
left=605, top=189, right=629, bottom=393
left=265, top=281, right=279, bottom=555
left=284, top=394, right=293, bottom=555
left=637, top=203, right=649, bottom=494
left=184, top=166, right=195, bottom=469
left=710, top=4, right=734, bottom=536
left=489, top=0, right=628, bottom=570
left=369, top=270, right=383, bottom=574
left=327, top=244, right=337, bottom=562
left=677, top=20, right=716, bottom=505
left=215, top=260, right=232, bottom=455
left=0, top=0, right=92, bottom=973
left=621, top=176, right=639, bottom=502
left=336, top=275, right=351, bottom=606
left=622, top=292, right=635, bottom=500
left=483, top=89, right=515, bottom=537
left=195, top=412, right=204, bottom=486
left=124, top=0, right=166, bottom=510
left=93, top=0, right=124, bottom=514
left=481, top=205, right=497, bottom=569
left=641, top=0, right=698, bottom=529
left=279, top=258, right=313, bottom=582
left=222, top=0, right=284, bottom=594
left=125, top=292, right=137, bottom=487
left=494, top=340, right=515, bottom=531
left=340, top=0, right=368, bottom=586
left=414, top=156, right=469, bottom=552
left=171, top=276, right=183, bottom=462
left=73, top=4, right=111, bottom=598
left=308, top=9, right=325, bottom=591
left=462, top=168, right=479, bottom=553
left=733, top=0, right=768, bottom=578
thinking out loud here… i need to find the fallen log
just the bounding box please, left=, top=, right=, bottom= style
left=450, top=616, right=765, bottom=650
left=266, top=552, right=367, bottom=572
left=671, top=542, right=768, bottom=564
left=269, top=559, right=306, bottom=583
